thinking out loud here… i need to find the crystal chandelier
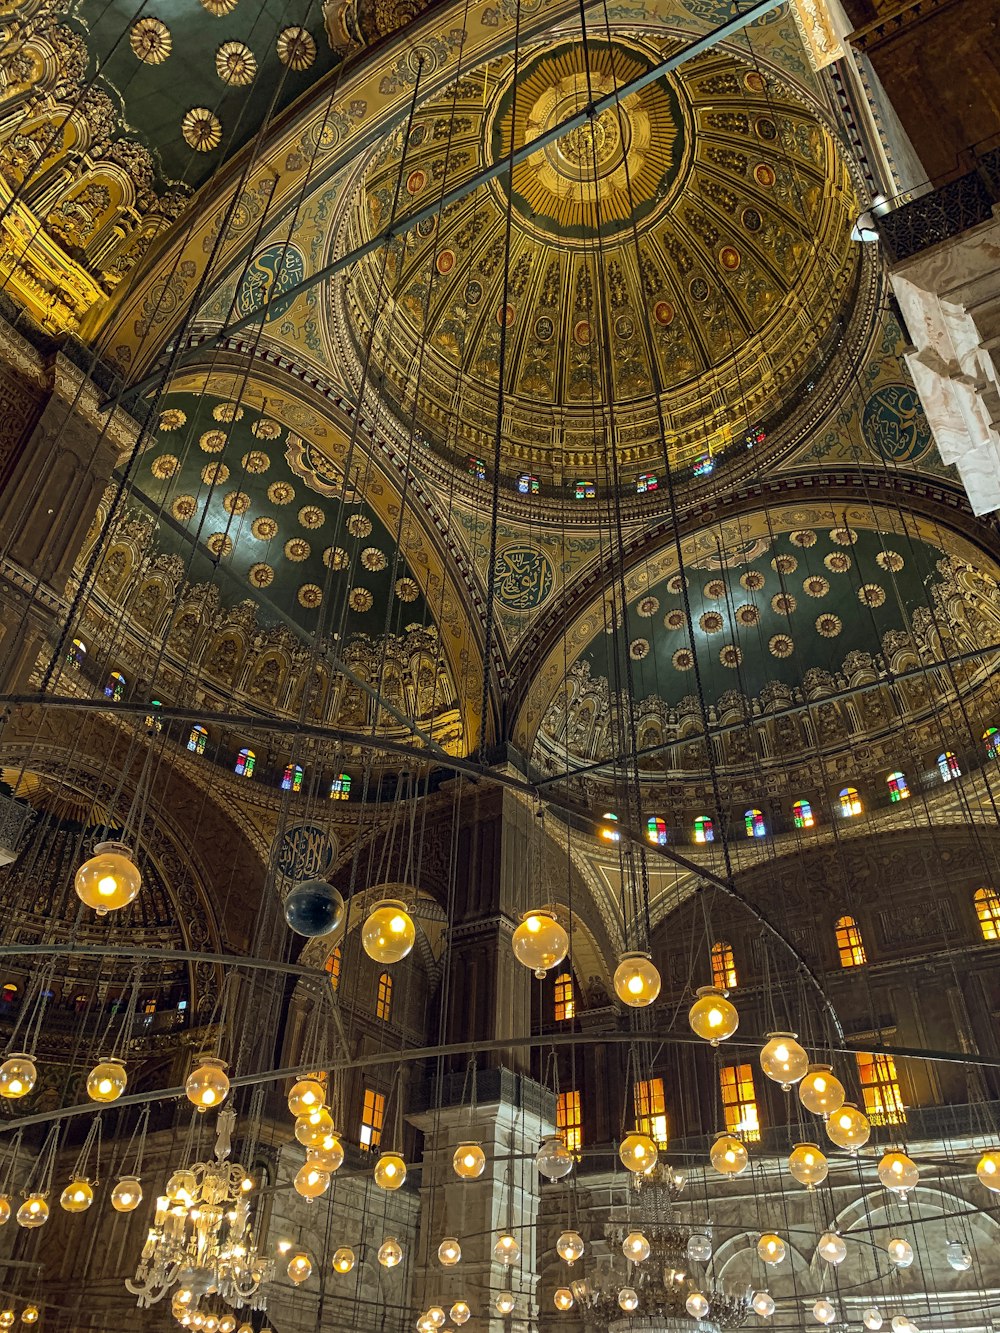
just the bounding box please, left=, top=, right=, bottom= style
left=126, top=1109, right=273, bottom=1313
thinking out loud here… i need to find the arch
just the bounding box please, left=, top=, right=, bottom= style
left=887, top=770, right=909, bottom=801
left=792, top=799, right=814, bottom=829
left=187, top=725, right=208, bottom=755
left=646, top=816, right=667, bottom=847
left=329, top=772, right=351, bottom=800
left=838, top=786, right=862, bottom=817
left=974, top=887, right=1000, bottom=941
left=235, top=748, right=255, bottom=778
left=282, top=764, right=304, bottom=793
left=835, top=915, right=866, bottom=967
left=375, top=971, right=392, bottom=1023
left=104, top=671, right=126, bottom=701
left=744, top=808, right=765, bottom=838
left=693, top=814, right=713, bottom=844
left=599, top=812, right=620, bottom=843
left=67, top=639, right=86, bottom=669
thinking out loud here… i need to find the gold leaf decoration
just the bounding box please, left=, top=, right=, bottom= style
left=158, top=408, right=186, bottom=431
left=298, top=584, right=323, bottom=609
left=216, top=40, right=257, bottom=86
left=348, top=587, right=374, bottom=612
left=151, top=454, right=179, bottom=479
left=201, top=463, right=230, bottom=486
left=223, top=491, right=252, bottom=516
left=268, top=481, right=294, bottom=505
left=213, top=401, right=244, bottom=422
left=298, top=505, right=325, bottom=529
left=284, top=538, right=310, bottom=562
left=324, top=547, right=349, bottom=570
left=131, top=17, right=172, bottom=64
left=242, top=451, right=270, bottom=474
left=200, top=429, right=227, bottom=453
left=200, top=0, right=238, bottom=15
left=394, top=577, right=419, bottom=602
left=251, top=517, right=278, bottom=541
left=206, top=532, right=234, bottom=558
left=248, top=563, right=274, bottom=588
left=182, top=108, right=223, bottom=153
left=276, top=25, right=316, bottom=70
left=172, top=495, right=197, bottom=521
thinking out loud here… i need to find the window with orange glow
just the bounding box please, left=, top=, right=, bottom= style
left=711, top=941, right=737, bottom=990
left=554, top=973, right=575, bottom=1021
left=360, top=1089, right=385, bottom=1149
left=325, top=945, right=342, bottom=990
left=376, top=972, right=393, bottom=1023
left=975, top=887, right=1000, bottom=941
left=719, top=1064, right=760, bottom=1141
left=835, top=915, right=867, bottom=967
left=856, top=1052, right=905, bottom=1126
left=557, top=1090, right=582, bottom=1155
left=634, top=1078, right=669, bottom=1147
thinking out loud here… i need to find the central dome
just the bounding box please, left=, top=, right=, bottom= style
left=336, top=35, right=861, bottom=485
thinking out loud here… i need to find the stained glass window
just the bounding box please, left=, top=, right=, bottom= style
left=839, top=787, right=862, bottom=817
left=468, top=457, right=486, bottom=480
left=745, top=426, right=766, bottom=449
left=517, top=473, right=539, bottom=494
left=637, top=473, right=658, bottom=493
left=556, top=1090, right=582, bottom=1155
left=887, top=771, right=909, bottom=801
left=938, top=751, right=961, bottom=781
left=325, top=945, right=342, bottom=990
left=792, top=799, right=814, bottom=829
left=984, top=728, right=1000, bottom=759
left=145, top=700, right=163, bottom=732
left=745, top=809, right=766, bottom=838
left=693, top=455, right=714, bottom=477
left=235, top=748, right=255, bottom=778
left=67, top=639, right=86, bottom=669
left=376, top=972, right=392, bottom=1023
left=573, top=480, right=596, bottom=499
left=634, top=1078, right=669, bottom=1147
left=835, top=915, right=867, bottom=967
left=104, top=671, right=126, bottom=701
left=646, top=816, right=667, bottom=846
left=330, top=773, right=351, bottom=800
left=188, top=726, right=208, bottom=754
left=600, top=812, right=620, bottom=843
left=694, top=815, right=714, bottom=844
left=719, top=1064, right=760, bottom=1141
left=856, top=1052, right=905, bottom=1126
left=282, top=764, right=304, bottom=793
left=975, top=888, right=1000, bottom=941
left=360, top=1088, right=385, bottom=1149
left=554, top=973, right=575, bottom=1022
left=711, top=941, right=737, bottom=990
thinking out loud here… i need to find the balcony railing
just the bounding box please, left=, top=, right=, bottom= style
left=876, top=146, right=1000, bottom=264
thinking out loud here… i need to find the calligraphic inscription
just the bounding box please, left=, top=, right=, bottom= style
left=862, top=383, right=932, bottom=463
left=493, top=546, right=553, bottom=610
left=234, top=243, right=306, bottom=323
left=275, top=823, right=335, bottom=882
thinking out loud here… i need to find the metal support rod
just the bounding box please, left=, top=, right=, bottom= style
left=0, top=942, right=328, bottom=979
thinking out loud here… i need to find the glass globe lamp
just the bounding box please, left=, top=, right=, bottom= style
left=536, top=1136, right=574, bottom=1180
left=685, top=1293, right=709, bottom=1319
left=453, top=1142, right=486, bottom=1179
left=613, top=953, right=661, bottom=1007
left=294, top=1107, right=334, bottom=1147
left=450, top=1302, right=471, bottom=1325
left=553, top=1289, right=574, bottom=1312
left=825, top=1101, right=870, bottom=1151
left=219, top=1317, right=236, bottom=1333
left=556, top=1230, right=585, bottom=1264
left=877, top=1150, right=919, bottom=1195
left=622, top=1231, right=650, bottom=1263
left=618, top=1288, right=638, bottom=1312
left=426, top=1309, right=446, bottom=1329
left=757, top=1233, right=786, bottom=1265
left=378, top=1238, right=403, bottom=1268
left=287, top=1252, right=312, bottom=1285
left=818, top=1232, right=847, bottom=1265
left=886, top=1237, right=914, bottom=1268
left=185, top=1056, right=230, bottom=1112
left=0, top=1314, right=12, bottom=1329
left=512, top=910, right=568, bottom=978
left=710, top=1132, right=748, bottom=1175
left=494, top=1232, right=519, bottom=1265
left=438, top=1237, right=461, bottom=1266
left=891, top=1321, right=918, bottom=1333
left=87, top=1058, right=127, bottom=1103
left=332, top=1247, right=355, bottom=1274
left=788, top=1142, right=828, bottom=1188
left=362, top=900, right=415, bottom=964
left=495, top=1293, right=515, bottom=1316
left=0, top=1054, right=36, bottom=1099
left=619, top=1131, right=658, bottom=1176
left=977, top=1149, right=1000, bottom=1189
left=688, top=986, right=739, bottom=1044
left=798, top=1064, right=845, bottom=1117
left=374, top=1152, right=406, bottom=1191
left=60, top=1178, right=94, bottom=1213
left=284, top=880, right=344, bottom=938
left=307, top=1135, right=345, bottom=1173
left=19, top=1310, right=37, bottom=1327
left=946, top=1240, right=972, bottom=1271
left=863, top=1310, right=884, bottom=1331
left=752, top=1292, right=776, bottom=1318
left=75, top=840, right=141, bottom=914
left=294, top=1164, right=330, bottom=1199
left=0, top=1197, right=10, bottom=1226
left=813, top=1299, right=836, bottom=1325
left=287, top=1078, right=325, bottom=1117
left=687, top=1233, right=712, bottom=1262
left=16, top=1194, right=47, bottom=1228
left=760, top=1032, right=809, bottom=1090
left=111, top=1176, right=142, bottom=1212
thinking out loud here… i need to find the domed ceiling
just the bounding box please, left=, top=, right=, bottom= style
left=338, top=35, right=861, bottom=483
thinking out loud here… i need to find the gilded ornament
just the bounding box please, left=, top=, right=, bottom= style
left=789, top=529, right=817, bottom=547
left=830, top=527, right=858, bottom=546
left=664, top=609, right=686, bottom=630
left=158, top=408, right=186, bottom=431
left=876, top=550, right=904, bottom=572
left=248, top=563, right=274, bottom=588
left=284, top=538, right=310, bottom=562
left=151, top=454, right=179, bottom=479
left=769, top=634, right=794, bottom=658
left=672, top=648, right=694, bottom=670
left=771, top=553, right=798, bottom=574
left=172, top=495, right=197, bottom=521
left=130, top=17, right=172, bottom=64
left=704, top=579, right=726, bottom=599
left=268, top=481, right=295, bottom=505
left=349, top=587, right=374, bottom=612
left=699, top=611, right=723, bottom=634
left=298, top=505, right=325, bottom=529
left=241, top=451, right=270, bottom=474
left=394, top=577, right=419, bottom=601
left=213, top=401, right=244, bottom=422
left=736, top=603, right=760, bottom=627
left=324, top=547, right=349, bottom=570
left=252, top=418, right=281, bottom=439
left=770, top=592, right=796, bottom=615
left=666, top=574, right=687, bottom=593
left=200, top=430, right=227, bottom=453
left=251, top=516, right=278, bottom=541
left=347, top=513, right=372, bottom=538
left=719, top=644, right=742, bottom=668
left=206, top=533, right=234, bottom=558
left=629, top=638, right=650, bottom=660
left=361, top=547, right=387, bottom=571
left=200, top=0, right=238, bottom=14
left=740, top=570, right=765, bottom=591
left=816, top=613, right=842, bottom=637
left=216, top=41, right=257, bottom=86
left=803, top=575, right=829, bottom=597
left=824, top=552, right=851, bottom=574
left=223, top=491, right=252, bottom=516
left=298, top=584, right=323, bottom=609
left=182, top=108, right=223, bottom=153
left=858, top=583, right=886, bottom=608
left=636, top=595, right=659, bottom=617
left=276, top=26, right=317, bottom=70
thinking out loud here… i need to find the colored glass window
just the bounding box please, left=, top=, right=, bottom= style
left=634, top=1078, right=669, bottom=1147
left=646, top=816, right=667, bottom=846
left=554, top=973, right=575, bottom=1022
left=693, top=455, right=714, bottom=477
left=188, top=726, right=208, bottom=754
left=856, top=1052, right=905, bottom=1126
left=835, top=915, right=867, bottom=967
left=711, top=941, right=737, bottom=990
left=600, top=812, right=620, bottom=843
left=985, top=728, right=1000, bottom=759
left=105, top=671, right=126, bottom=701
left=325, top=945, right=342, bottom=990
left=637, top=473, right=658, bottom=493
left=745, top=426, right=766, bottom=448
left=235, top=748, right=255, bottom=778
left=68, top=639, right=86, bottom=668
left=975, top=887, right=1000, bottom=941
left=573, top=480, right=596, bottom=499
left=360, top=1088, right=385, bottom=1149
left=938, top=751, right=961, bottom=781
left=517, top=473, right=539, bottom=494
left=145, top=700, right=163, bottom=732
left=839, top=787, right=862, bottom=817
left=468, top=457, right=486, bottom=480
left=792, top=800, right=814, bottom=829
left=745, top=809, right=766, bottom=838
left=282, top=764, right=304, bottom=792
left=887, top=771, right=909, bottom=801
left=556, top=1090, right=582, bottom=1155
left=330, top=772, right=351, bottom=799
left=719, top=1064, right=760, bottom=1141
left=694, top=815, right=714, bottom=844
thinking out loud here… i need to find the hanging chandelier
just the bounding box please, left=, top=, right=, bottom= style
left=126, top=1109, right=273, bottom=1313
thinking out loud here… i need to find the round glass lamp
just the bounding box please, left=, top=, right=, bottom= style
left=798, top=1064, right=845, bottom=1117
left=60, top=1178, right=94, bottom=1213
left=16, top=1195, right=48, bottom=1228
left=618, top=1131, right=658, bottom=1176
left=512, top=910, right=568, bottom=978
left=613, top=953, right=661, bottom=1008
left=788, top=1142, right=828, bottom=1188
left=818, top=1232, right=847, bottom=1265
left=946, top=1241, right=972, bottom=1271
left=494, top=1233, right=519, bottom=1265
left=378, top=1238, right=403, bottom=1268
left=685, top=1293, right=709, bottom=1319
left=687, top=1233, right=712, bottom=1263
left=813, top=1299, right=836, bottom=1325
left=284, top=880, right=344, bottom=938
left=307, top=1135, right=345, bottom=1173
left=295, top=1107, right=334, bottom=1147
left=294, top=1164, right=330, bottom=1199
left=0, top=1054, right=36, bottom=1100
left=621, top=1231, right=650, bottom=1263
left=618, top=1288, right=638, bottom=1312
left=825, top=1101, right=870, bottom=1151
left=453, top=1142, right=486, bottom=1179
left=977, top=1149, right=1000, bottom=1189
left=438, top=1237, right=461, bottom=1266
left=536, top=1136, right=574, bottom=1180
left=752, top=1292, right=776, bottom=1318
left=553, top=1289, right=574, bottom=1312
left=111, top=1177, right=142, bottom=1212
left=0, top=1197, right=10, bottom=1226
left=75, top=840, right=141, bottom=915
left=0, top=1312, right=12, bottom=1329
left=757, top=1233, right=785, bottom=1265
left=86, top=1058, right=127, bottom=1103
left=219, top=1317, right=236, bottom=1333
left=185, top=1056, right=230, bottom=1112
left=495, top=1293, right=515, bottom=1316
left=688, top=986, right=739, bottom=1044
left=374, top=1152, right=406, bottom=1191
left=863, top=1311, right=884, bottom=1331
left=556, top=1230, right=585, bottom=1264
left=450, top=1301, right=471, bottom=1325
left=287, top=1253, right=312, bottom=1285
left=287, top=1078, right=325, bottom=1117
left=710, top=1132, right=748, bottom=1175
left=19, top=1310, right=37, bottom=1327
left=886, top=1237, right=914, bottom=1268
left=759, top=1032, right=809, bottom=1090
left=877, top=1150, right=919, bottom=1195
left=332, top=1247, right=355, bottom=1274
left=426, top=1309, right=446, bottom=1329
left=362, top=900, right=415, bottom=964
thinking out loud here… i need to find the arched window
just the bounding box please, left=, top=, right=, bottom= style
left=938, top=751, right=961, bottom=781
left=282, top=764, right=304, bottom=793
left=0, top=984, right=16, bottom=1006
left=694, top=815, right=714, bottom=844
left=600, top=812, right=620, bottom=843
left=974, top=888, right=1000, bottom=941
left=67, top=639, right=86, bottom=669
left=235, top=748, right=255, bottom=778
left=375, top=972, right=392, bottom=1023
left=984, top=728, right=1000, bottom=760
left=835, top=915, right=867, bottom=967
left=325, top=945, right=342, bottom=990
left=330, top=773, right=351, bottom=800
left=144, top=700, right=163, bottom=732
left=646, top=816, right=667, bottom=846
left=744, top=809, right=766, bottom=838
left=839, top=787, right=862, bottom=818
left=144, top=998, right=157, bottom=1015
left=104, top=671, right=126, bottom=701
left=517, top=473, right=539, bottom=495
left=636, top=472, right=658, bottom=494
left=711, top=941, right=737, bottom=990
left=188, top=726, right=208, bottom=754
left=573, top=479, right=596, bottom=500
left=554, top=973, right=575, bottom=1022
left=887, top=771, right=909, bottom=801
left=792, top=800, right=814, bottom=829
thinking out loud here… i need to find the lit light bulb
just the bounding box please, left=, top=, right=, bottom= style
left=332, top=1247, right=355, bottom=1274
left=111, top=1176, right=143, bottom=1212
left=825, top=1101, right=870, bottom=1152
left=362, top=900, right=415, bottom=964
left=185, top=1056, right=230, bottom=1112
left=977, top=1148, right=1000, bottom=1189
left=619, top=1131, right=658, bottom=1176
left=886, top=1237, right=914, bottom=1268
left=307, top=1134, right=344, bottom=1173
left=817, top=1232, right=847, bottom=1265
left=687, top=1233, right=712, bottom=1263
left=294, top=1164, right=330, bottom=1199
left=287, top=1252, right=312, bottom=1285
left=512, top=910, right=569, bottom=978
left=756, top=1233, right=786, bottom=1265
left=426, top=1309, right=446, bottom=1329
left=788, top=1142, right=828, bottom=1188
left=74, top=840, right=142, bottom=914
left=219, top=1317, right=236, bottom=1333
left=87, top=1057, right=127, bottom=1103
left=622, top=1231, right=650, bottom=1263
left=613, top=952, right=661, bottom=1007
left=0, top=1314, right=12, bottom=1329
left=685, top=1292, right=709, bottom=1319
left=59, top=1178, right=94, bottom=1213
left=437, top=1237, right=461, bottom=1266
left=374, top=1152, right=406, bottom=1191
left=556, top=1230, right=585, bottom=1264
left=494, top=1232, right=519, bottom=1265
left=450, top=1302, right=471, bottom=1325
left=710, top=1132, right=748, bottom=1175
left=453, top=1142, right=486, bottom=1179
left=752, top=1291, right=776, bottom=1318
left=759, top=1032, right=809, bottom=1090
left=618, top=1288, right=638, bottom=1312
left=688, top=986, right=739, bottom=1044
left=798, top=1064, right=845, bottom=1117
left=863, top=1310, right=884, bottom=1331
left=0, top=1054, right=36, bottom=1100
left=19, top=1309, right=38, bottom=1327
left=946, top=1240, right=972, bottom=1271
left=813, top=1298, right=836, bottom=1325
left=877, top=1150, right=919, bottom=1195
left=378, top=1238, right=403, bottom=1268
left=536, top=1136, right=574, bottom=1180
left=553, top=1289, right=574, bottom=1311
left=495, top=1293, right=515, bottom=1316
left=287, top=1078, right=325, bottom=1117
left=294, top=1107, right=334, bottom=1147
left=0, top=1197, right=9, bottom=1226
